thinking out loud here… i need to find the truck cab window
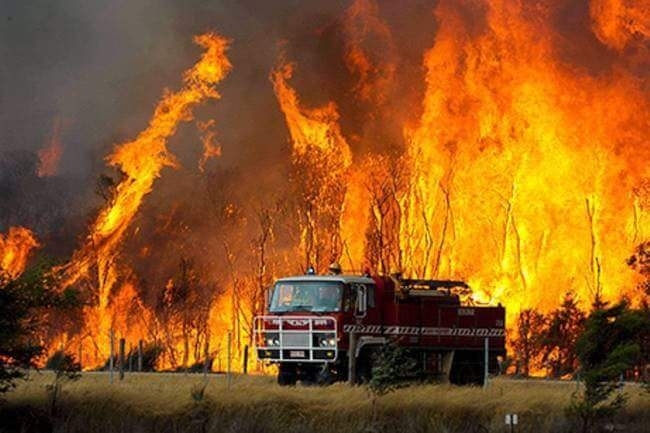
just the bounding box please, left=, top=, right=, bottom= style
left=269, top=281, right=343, bottom=313
left=343, top=283, right=375, bottom=312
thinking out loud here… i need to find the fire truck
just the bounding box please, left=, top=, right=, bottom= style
left=254, top=270, right=506, bottom=385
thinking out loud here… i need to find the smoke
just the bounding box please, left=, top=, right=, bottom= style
left=0, top=2, right=288, bottom=246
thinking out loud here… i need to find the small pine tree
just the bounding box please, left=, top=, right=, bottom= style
left=365, top=340, right=418, bottom=431
left=0, top=260, right=79, bottom=395
left=567, top=301, right=645, bottom=433
left=368, top=340, right=418, bottom=397
left=45, top=351, right=81, bottom=416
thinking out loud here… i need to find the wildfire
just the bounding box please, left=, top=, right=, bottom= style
left=268, top=0, right=648, bottom=323
left=398, top=0, right=649, bottom=323
left=0, top=227, right=40, bottom=279
left=271, top=61, right=353, bottom=270
left=590, top=0, right=650, bottom=50
left=55, top=32, right=232, bottom=367
left=270, top=0, right=399, bottom=272
left=271, top=62, right=352, bottom=165
left=9, top=1, right=648, bottom=375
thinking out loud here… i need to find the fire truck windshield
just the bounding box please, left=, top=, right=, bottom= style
left=269, top=281, right=343, bottom=313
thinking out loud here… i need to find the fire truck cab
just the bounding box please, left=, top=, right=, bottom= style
left=254, top=272, right=505, bottom=386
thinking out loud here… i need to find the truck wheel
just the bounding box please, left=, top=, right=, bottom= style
left=298, top=366, right=319, bottom=385
left=451, top=363, right=483, bottom=386
left=355, top=348, right=377, bottom=384
left=449, top=351, right=484, bottom=386
left=277, top=364, right=297, bottom=386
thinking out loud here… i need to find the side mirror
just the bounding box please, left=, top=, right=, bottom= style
left=265, top=287, right=273, bottom=308
left=355, top=285, right=367, bottom=318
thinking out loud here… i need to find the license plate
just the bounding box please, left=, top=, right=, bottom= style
left=289, top=350, right=305, bottom=358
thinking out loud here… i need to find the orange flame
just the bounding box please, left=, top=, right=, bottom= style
left=339, top=0, right=399, bottom=272
left=590, top=0, right=650, bottom=50
left=397, top=0, right=649, bottom=325
left=0, top=227, right=40, bottom=278
left=56, top=32, right=232, bottom=367
left=271, top=62, right=352, bottom=165
left=37, top=118, right=65, bottom=177
left=271, top=60, right=353, bottom=269
left=197, top=119, right=222, bottom=172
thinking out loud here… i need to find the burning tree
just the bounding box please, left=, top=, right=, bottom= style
left=363, top=154, right=408, bottom=275
left=156, top=259, right=217, bottom=370
left=48, top=32, right=232, bottom=368
left=627, top=241, right=650, bottom=298
left=272, top=61, right=353, bottom=272
left=0, top=227, right=40, bottom=279
left=540, top=293, right=586, bottom=378
left=511, top=309, right=546, bottom=377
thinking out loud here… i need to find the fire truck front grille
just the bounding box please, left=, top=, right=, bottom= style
left=282, top=332, right=309, bottom=347
left=254, top=316, right=339, bottom=363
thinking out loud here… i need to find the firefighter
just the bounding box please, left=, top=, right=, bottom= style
left=328, top=262, right=342, bottom=275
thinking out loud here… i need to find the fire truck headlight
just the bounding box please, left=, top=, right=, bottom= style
left=317, top=334, right=337, bottom=347
left=265, top=334, right=280, bottom=346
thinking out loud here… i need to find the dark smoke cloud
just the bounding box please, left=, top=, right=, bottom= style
left=0, top=0, right=346, bottom=241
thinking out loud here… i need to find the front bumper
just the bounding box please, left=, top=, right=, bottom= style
left=254, top=315, right=338, bottom=363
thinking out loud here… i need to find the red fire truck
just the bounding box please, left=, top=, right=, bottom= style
left=254, top=271, right=506, bottom=385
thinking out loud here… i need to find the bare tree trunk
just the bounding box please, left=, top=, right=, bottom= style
left=499, top=183, right=527, bottom=291
left=182, top=318, right=189, bottom=369
left=433, top=182, right=452, bottom=277
left=585, top=197, right=602, bottom=304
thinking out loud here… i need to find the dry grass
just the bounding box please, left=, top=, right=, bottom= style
left=2, top=372, right=649, bottom=433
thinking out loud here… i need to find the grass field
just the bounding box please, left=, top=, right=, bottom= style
left=2, top=372, right=649, bottom=433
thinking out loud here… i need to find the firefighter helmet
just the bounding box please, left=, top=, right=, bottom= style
left=328, top=262, right=342, bottom=275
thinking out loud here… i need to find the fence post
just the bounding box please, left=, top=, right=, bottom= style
left=243, top=345, right=249, bottom=374
left=119, top=338, right=125, bottom=381
left=137, top=340, right=143, bottom=372
left=227, top=331, right=232, bottom=389
left=203, top=336, right=210, bottom=381
left=109, top=329, right=114, bottom=384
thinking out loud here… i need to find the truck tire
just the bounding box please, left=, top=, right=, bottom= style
left=298, top=365, right=320, bottom=385
left=355, top=347, right=378, bottom=384
left=277, top=364, right=297, bottom=386
left=449, top=351, right=484, bottom=386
